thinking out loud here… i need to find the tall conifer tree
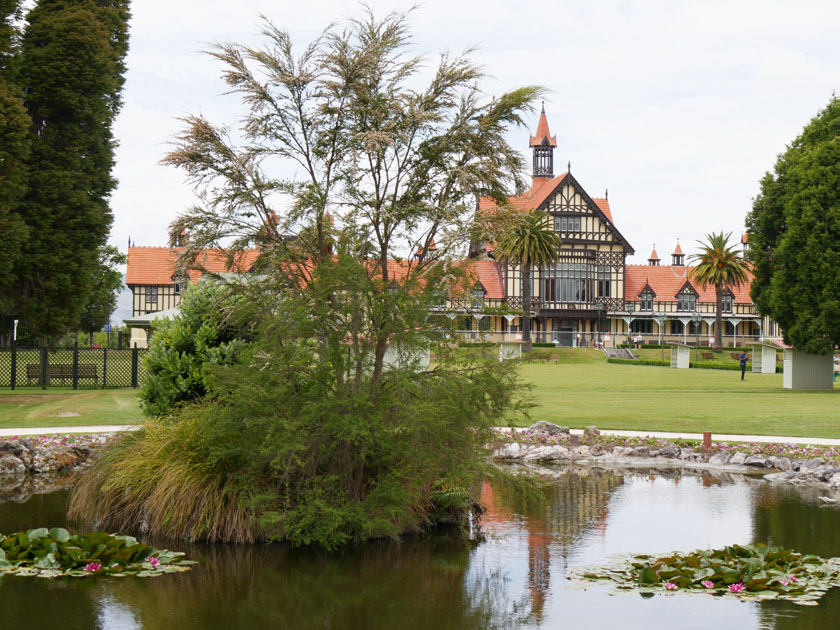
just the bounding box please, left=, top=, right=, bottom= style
left=13, top=0, right=129, bottom=337
left=0, top=0, right=29, bottom=320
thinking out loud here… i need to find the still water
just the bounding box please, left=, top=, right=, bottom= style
left=1, top=468, right=839, bottom=630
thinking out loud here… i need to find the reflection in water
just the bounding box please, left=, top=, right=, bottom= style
left=2, top=469, right=840, bottom=629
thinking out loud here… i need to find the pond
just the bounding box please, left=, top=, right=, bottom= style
left=1, top=467, right=839, bottom=629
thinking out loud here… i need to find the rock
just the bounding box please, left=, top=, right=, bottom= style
left=814, top=465, right=840, bottom=482
left=523, top=445, right=571, bottom=462
left=791, top=459, right=805, bottom=472
left=773, top=457, right=792, bottom=471
left=583, top=426, right=600, bottom=440
left=631, top=446, right=650, bottom=458
left=708, top=452, right=732, bottom=466
left=828, top=473, right=840, bottom=490
left=654, top=443, right=680, bottom=458
left=589, top=444, right=606, bottom=457
left=571, top=446, right=591, bottom=459
left=495, top=442, right=523, bottom=459
left=744, top=455, right=770, bottom=468
left=801, top=458, right=825, bottom=471
left=730, top=452, right=747, bottom=465
left=0, top=455, right=26, bottom=475
left=819, top=496, right=838, bottom=504
left=527, top=421, right=570, bottom=436
left=679, top=448, right=696, bottom=460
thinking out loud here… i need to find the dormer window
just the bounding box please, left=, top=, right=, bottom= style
left=677, top=292, right=696, bottom=312
left=721, top=294, right=733, bottom=313
left=172, top=273, right=189, bottom=297
left=641, top=290, right=654, bottom=311
left=471, top=287, right=485, bottom=309
left=554, top=216, right=582, bottom=232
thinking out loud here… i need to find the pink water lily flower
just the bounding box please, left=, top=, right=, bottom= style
left=779, top=579, right=789, bottom=586
left=149, top=557, right=160, bottom=568
left=789, top=576, right=799, bottom=583
left=84, top=562, right=102, bottom=572
left=701, top=580, right=715, bottom=589
left=728, top=582, right=746, bottom=593
left=663, top=582, right=678, bottom=591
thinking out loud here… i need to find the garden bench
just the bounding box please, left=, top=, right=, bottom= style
left=25, top=363, right=98, bottom=386
left=701, top=352, right=715, bottom=360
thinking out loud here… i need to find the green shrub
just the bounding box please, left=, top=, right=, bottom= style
left=139, top=282, right=248, bottom=417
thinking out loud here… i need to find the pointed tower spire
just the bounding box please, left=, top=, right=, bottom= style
left=648, top=244, right=660, bottom=266
left=530, top=103, right=556, bottom=182
left=671, top=239, right=685, bottom=266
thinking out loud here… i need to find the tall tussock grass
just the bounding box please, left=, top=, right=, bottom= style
left=68, top=414, right=261, bottom=543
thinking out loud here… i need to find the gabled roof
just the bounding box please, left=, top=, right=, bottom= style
left=675, top=279, right=698, bottom=297
left=529, top=105, right=557, bottom=147
left=126, top=247, right=261, bottom=285
left=592, top=197, right=613, bottom=222
left=638, top=281, right=656, bottom=298
left=625, top=264, right=754, bottom=304
left=469, top=259, right=504, bottom=299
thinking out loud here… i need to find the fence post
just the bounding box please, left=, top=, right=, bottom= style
left=131, top=347, right=139, bottom=388
left=72, top=342, right=79, bottom=390
left=10, top=342, right=16, bottom=390
left=40, top=346, right=48, bottom=390
left=102, top=347, right=108, bottom=389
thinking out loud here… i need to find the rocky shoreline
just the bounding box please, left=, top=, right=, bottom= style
left=493, top=423, right=840, bottom=492
left=0, top=438, right=98, bottom=476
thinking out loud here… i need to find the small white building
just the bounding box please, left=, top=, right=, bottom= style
left=670, top=343, right=691, bottom=369
left=782, top=347, right=834, bottom=390
left=750, top=341, right=780, bottom=375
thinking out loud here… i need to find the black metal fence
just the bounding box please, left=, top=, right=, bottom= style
left=0, top=346, right=149, bottom=389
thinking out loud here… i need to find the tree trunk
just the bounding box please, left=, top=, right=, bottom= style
left=522, top=263, right=532, bottom=352
left=714, top=283, right=723, bottom=352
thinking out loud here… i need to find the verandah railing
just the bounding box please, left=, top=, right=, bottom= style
left=0, top=346, right=149, bottom=389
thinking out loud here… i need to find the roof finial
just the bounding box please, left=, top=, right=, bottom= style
left=540, top=100, right=545, bottom=114
left=567, top=160, right=571, bottom=173
left=605, top=187, right=608, bottom=200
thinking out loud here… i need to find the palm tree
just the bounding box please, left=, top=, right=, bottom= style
left=495, top=211, right=561, bottom=350
left=689, top=232, right=750, bottom=352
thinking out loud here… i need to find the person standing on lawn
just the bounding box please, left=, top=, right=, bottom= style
left=739, top=351, right=747, bottom=380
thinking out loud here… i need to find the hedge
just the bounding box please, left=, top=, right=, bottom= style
left=607, top=358, right=783, bottom=373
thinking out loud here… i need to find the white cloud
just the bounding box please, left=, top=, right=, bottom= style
left=109, top=0, right=840, bottom=262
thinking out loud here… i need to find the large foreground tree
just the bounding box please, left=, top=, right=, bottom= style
left=12, top=0, right=130, bottom=338
left=0, top=0, right=29, bottom=318
left=745, top=97, right=840, bottom=354
left=71, top=9, right=537, bottom=547
left=689, top=232, right=750, bottom=352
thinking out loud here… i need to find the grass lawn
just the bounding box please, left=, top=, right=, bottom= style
left=516, top=360, right=840, bottom=438
left=0, top=388, right=145, bottom=429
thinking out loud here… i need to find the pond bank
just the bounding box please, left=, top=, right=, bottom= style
left=0, top=435, right=105, bottom=476
left=494, top=423, right=840, bottom=492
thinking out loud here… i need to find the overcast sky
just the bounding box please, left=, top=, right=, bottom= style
left=109, top=0, right=839, bottom=265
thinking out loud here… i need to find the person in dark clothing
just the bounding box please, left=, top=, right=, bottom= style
left=739, top=351, right=747, bottom=380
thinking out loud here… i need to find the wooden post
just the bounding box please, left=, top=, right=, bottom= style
left=72, top=343, right=79, bottom=390
left=703, top=431, right=712, bottom=450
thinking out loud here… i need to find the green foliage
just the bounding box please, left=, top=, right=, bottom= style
left=574, top=543, right=840, bottom=605
left=11, top=0, right=130, bottom=337
left=0, top=0, right=28, bottom=317
left=79, top=245, right=126, bottom=333
left=689, top=232, right=750, bottom=351
left=493, top=211, right=561, bottom=345
left=139, top=281, right=247, bottom=417
left=0, top=527, right=194, bottom=578
left=746, top=97, right=840, bottom=354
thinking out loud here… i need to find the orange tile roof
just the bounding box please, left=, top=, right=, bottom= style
left=741, top=232, right=749, bottom=244
left=529, top=106, right=557, bottom=147
left=478, top=173, right=569, bottom=214
left=648, top=247, right=660, bottom=261
left=126, top=247, right=261, bottom=285
left=592, top=197, right=613, bottom=223
left=471, top=259, right=504, bottom=299
left=625, top=264, right=754, bottom=303
left=672, top=242, right=684, bottom=256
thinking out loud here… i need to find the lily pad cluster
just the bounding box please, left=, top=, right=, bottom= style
left=0, top=528, right=195, bottom=578
left=572, top=543, right=840, bottom=606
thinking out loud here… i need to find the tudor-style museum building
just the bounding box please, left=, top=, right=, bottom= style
left=125, top=108, right=776, bottom=348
